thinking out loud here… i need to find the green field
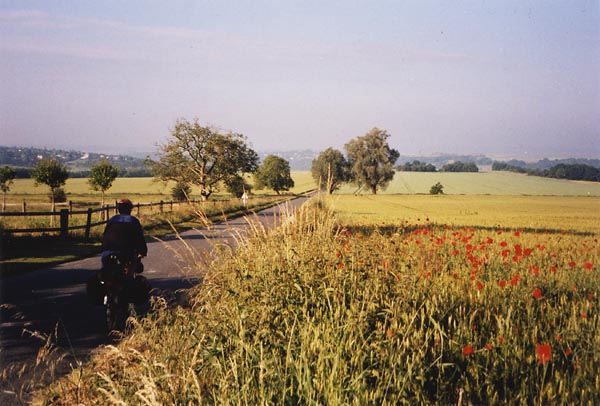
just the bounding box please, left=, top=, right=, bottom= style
left=338, top=171, right=600, bottom=196
left=329, top=195, right=600, bottom=234
left=3, top=171, right=318, bottom=208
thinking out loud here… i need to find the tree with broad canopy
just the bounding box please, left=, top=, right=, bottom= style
left=149, top=118, right=259, bottom=200
left=345, top=128, right=399, bottom=194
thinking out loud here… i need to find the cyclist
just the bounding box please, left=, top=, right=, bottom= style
left=102, top=198, right=147, bottom=273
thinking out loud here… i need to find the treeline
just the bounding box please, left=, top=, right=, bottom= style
left=493, top=162, right=600, bottom=182
left=7, top=167, right=152, bottom=179
left=396, top=160, right=479, bottom=172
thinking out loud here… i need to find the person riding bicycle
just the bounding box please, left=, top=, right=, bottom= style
left=101, top=198, right=147, bottom=273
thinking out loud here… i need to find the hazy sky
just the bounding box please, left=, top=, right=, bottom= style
left=1, top=1, right=598, bottom=157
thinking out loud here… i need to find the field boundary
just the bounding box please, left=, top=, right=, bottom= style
left=0, top=200, right=199, bottom=239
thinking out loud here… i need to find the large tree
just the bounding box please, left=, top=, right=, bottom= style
left=31, top=158, right=69, bottom=212
left=149, top=118, right=259, bottom=200
left=345, top=127, right=399, bottom=194
left=311, top=147, right=350, bottom=194
left=254, top=155, right=294, bottom=195
left=88, top=160, right=120, bottom=206
left=0, top=165, right=16, bottom=212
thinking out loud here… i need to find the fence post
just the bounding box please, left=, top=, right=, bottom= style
left=136, top=203, right=140, bottom=216
left=85, top=208, right=93, bottom=241
left=22, top=201, right=27, bottom=213
left=60, top=209, right=69, bottom=238
left=160, top=200, right=164, bottom=214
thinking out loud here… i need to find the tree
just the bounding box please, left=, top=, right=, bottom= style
left=430, top=182, right=444, bottom=195
left=311, top=147, right=350, bottom=194
left=88, top=160, right=120, bottom=206
left=31, top=158, right=69, bottom=212
left=441, top=161, right=479, bottom=172
left=0, top=166, right=16, bottom=212
left=171, top=182, right=192, bottom=202
left=254, top=155, right=294, bottom=195
left=344, top=127, right=399, bottom=194
left=149, top=118, right=259, bottom=200
left=225, top=175, right=252, bottom=198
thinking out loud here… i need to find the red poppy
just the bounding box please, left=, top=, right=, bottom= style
left=514, top=231, right=521, bottom=237
left=476, top=281, right=484, bottom=291
left=484, top=343, right=494, bottom=350
left=568, top=261, right=576, bottom=268
left=565, top=348, right=572, bottom=356
left=583, top=262, right=593, bottom=270
left=536, top=343, right=552, bottom=364
left=530, top=265, right=540, bottom=276
left=498, top=279, right=507, bottom=287
left=510, top=274, right=520, bottom=286
left=462, top=345, right=474, bottom=355
left=532, top=288, right=543, bottom=299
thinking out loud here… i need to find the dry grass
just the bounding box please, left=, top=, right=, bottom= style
left=32, top=197, right=599, bottom=405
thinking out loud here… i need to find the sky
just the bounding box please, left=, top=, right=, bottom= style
left=0, top=0, right=598, bottom=158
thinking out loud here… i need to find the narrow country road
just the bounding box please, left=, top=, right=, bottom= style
left=0, top=195, right=313, bottom=405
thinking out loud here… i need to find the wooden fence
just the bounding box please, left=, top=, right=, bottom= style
left=0, top=200, right=192, bottom=239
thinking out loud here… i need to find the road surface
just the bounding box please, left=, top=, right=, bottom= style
left=0, top=195, right=313, bottom=405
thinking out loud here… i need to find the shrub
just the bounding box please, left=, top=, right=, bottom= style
left=430, top=182, right=444, bottom=194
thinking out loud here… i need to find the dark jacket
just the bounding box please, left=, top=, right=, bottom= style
left=102, top=214, right=148, bottom=258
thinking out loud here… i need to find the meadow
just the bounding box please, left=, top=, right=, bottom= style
left=6, top=170, right=598, bottom=404
left=34, top=189, right=599, bottom=405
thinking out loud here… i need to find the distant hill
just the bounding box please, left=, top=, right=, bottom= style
left=0, top=146, right=149, bottom=177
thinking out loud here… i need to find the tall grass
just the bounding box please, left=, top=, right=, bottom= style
left=35, top=199, right=599, bottom=405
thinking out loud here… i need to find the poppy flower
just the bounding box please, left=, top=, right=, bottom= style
left=510, top=274, right=521, bottom=286
left=565, top=348, right=572, bottom=356
left=484, top=343, right=494, bottom=350
left=532, top=288, right=543, bottom=299
left=498, top=279, right=507, bottom=288
left=476, top=281, right=484, bottom=291
left=536, top=343, right=552, bottom=364
left=568, top=261, right=576, bottom=268
left=583, top=262, right=593, bottom=270
left=530, top=265, right=540, bottom=276
left=462, top=345, right=474, bottom=355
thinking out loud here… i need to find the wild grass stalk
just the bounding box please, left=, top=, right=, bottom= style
left=34, top=199, right=599, bottom=405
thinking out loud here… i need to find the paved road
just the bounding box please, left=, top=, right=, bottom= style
left=0, top=195, right=313, bottom=405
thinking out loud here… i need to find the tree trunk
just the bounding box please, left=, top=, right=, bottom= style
left=371, top=185, right=377, bottom=194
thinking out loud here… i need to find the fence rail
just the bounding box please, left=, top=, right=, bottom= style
left=0, top=200, right=197, bottom=239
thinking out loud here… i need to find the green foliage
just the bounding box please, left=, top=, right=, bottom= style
left=149, top=118, right=259, bottom=200
left=441, top=161, right=479, bottom=172
left=254, top=155, right=294, bottom=194
left=430, top=182, right=444, bottom=194
left=31, top=158, right=69, bottom=209
left=546, top=163, right=600, bottom=182
left=398, top=160, right=437, bottom=172
left=171, top=182, right=192, bottom=202
left=311, top=147, right=350, bottom=194
left=0, top=165, right=16, bottom=193
left=492, top=161, right=527, bottom=173
left=88, top=160, right=120, bottom=205
left=345, top=127, right=400, bottom=194
left=225, top=175, right=252, bottom=198
left=48, top=187, right=67, bottom=203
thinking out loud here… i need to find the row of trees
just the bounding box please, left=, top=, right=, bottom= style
left=0, top=159, right=121, bottom=211
left=147, top=118, right=295, bottom=200
left=311, top=128, right=399, bottom=194
left=493, top=161, right=600, bottom=182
